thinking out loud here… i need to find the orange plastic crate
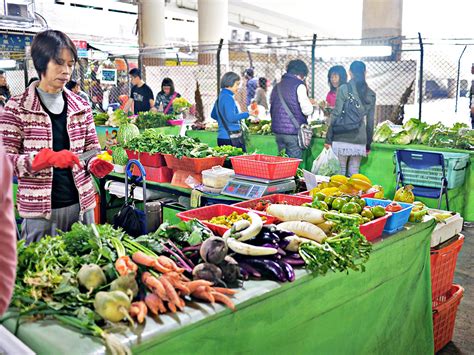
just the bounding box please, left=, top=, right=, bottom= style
left=132, top=165, right=173, bottom=183
left=176, top=204, right=275, bottom=236
left=432, top=284, right=464, bottom=353
left=431, top=234, right=464, bottom=301
left=230, top=154, right=301, bottom=180
left=139, top=152, right=166, bottom=168
left=163, top=154, right=226, bottom=173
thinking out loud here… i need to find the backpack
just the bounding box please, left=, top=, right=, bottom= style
left=332, top=84, right=364, bottom=134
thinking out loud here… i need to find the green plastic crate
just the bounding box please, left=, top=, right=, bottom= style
left=394, top=151, right=470, bottom=189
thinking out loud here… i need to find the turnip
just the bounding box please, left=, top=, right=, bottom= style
left=200, top=237, right=228, bottom=264
left=94, top=290, right=133, bottom=325
left=266, top=204, right=325, bottom=224
left=110, top=274, right=139, bottom=299
left=284, top=235, right=315, bottom=252
left=277, top=221, right=327, bottom=243
left=218, top=255, right=242, bottom=288
left=77, top=264, right=106, bottom=294
left=192, top=263, right=224, bottom=286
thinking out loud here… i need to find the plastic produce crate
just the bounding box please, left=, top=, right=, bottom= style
left=359, top=213, right=392, bottom=242
left=163, top=154, right=226, bottom=173
left=363, top=198, right=413, bottom=234
left=233, top=194, right=312, bottom=210
left=430, top=210, right=464, bottom=248
left=431, top=234, right=464, bottom=301
left=139, top=152, right=166, bottom=168
left=230, top=154, right=301, bottom=180
left=132, top=165, right=173, bottom=183
left=394, top=151, right=469, bottom=189
left=125, top=149, right=139, bottom=160
left=176, top=204, right=276, bottom=236
left=432, top=284, right=464, bottom=353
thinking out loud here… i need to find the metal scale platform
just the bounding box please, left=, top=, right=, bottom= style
left=221, top=174, right=296, bottom=199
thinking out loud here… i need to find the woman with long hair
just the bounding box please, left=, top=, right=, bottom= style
left=153, top=77, right=181, bottom=115
left=326, top=65, right=347, bottom=108
left=325, top=61, right=376, bottom=176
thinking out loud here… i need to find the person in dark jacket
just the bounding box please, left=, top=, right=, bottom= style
left=153, top=77, right=181, bottom=115
left=211, top=72, right=250, bottom=151
left=244, top=68, right=258, bottom=107
left=325, top=61, right=376, bottom=176
left=270, top=59, right=314, bottom=158
left=0, top=70, right=11, bottom=107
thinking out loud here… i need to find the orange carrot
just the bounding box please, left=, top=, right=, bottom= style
left=167, top=301, right=177, bottom=313
left=164, top=276, right=190, bottom=296
left=159, top=276, right=181, bottom=306
left=130, top=301, right=147, bottom=323
left=186, top=280, right=213, bottom=293
left=192, top=287, right=215, bottom=303
left=115, top=256, right=138, bottom=276
left=152, top=260, right=172, bottom=274
left=211, top=287, right=238, bottom=296
left=132, top=251, right=156, bottom=267
left=142, top=272, right=167, bottom=299
left=211, top=292, right=236, bottom=311
left=145, top=294, right=161, bottom=315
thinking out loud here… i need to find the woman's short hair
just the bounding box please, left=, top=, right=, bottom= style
left=220, top=72, right=240, bottom=89
left=327, top=65, right=348, bottom=92
left=31, top=30, right=78, bottom=79
left=161, top=77, right=175, bottom=94
left=65, top=80, right=78, bottom=91
left=286, top=60, right=309, bottom=77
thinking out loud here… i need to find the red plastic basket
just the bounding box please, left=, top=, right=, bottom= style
left=139, top=152, right=166, bottom=168
left=230, top=154, right=301, bottom=180
left=167, top=119, right=184, bottom=126
left=132, top=165, right=173, bottom=183
left=433, top=284, right=464, bottom=353
left=163, top=154, right=226, bottom=173
left=359, top=212, right=391, bottom=242
left=233, top=194, right=312, bottom=210
left=176, top=204, right=275, bottom=236
left=125, top=149, right=139, bottom=160
left=430, top=234, right=464, bottom=301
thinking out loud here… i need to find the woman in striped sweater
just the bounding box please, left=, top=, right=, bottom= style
left=0, top=30, right=113, bottom=244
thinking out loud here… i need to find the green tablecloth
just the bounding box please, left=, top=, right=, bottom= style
left=4, top=220, right=436, bottom=354
left=187, top=131, right=474, bottom=222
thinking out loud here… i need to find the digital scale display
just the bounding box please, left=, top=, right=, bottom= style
left=221, top=178, right=296, bottom=199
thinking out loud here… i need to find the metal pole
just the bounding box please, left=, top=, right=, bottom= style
left=455, top=45, right=467, bottom=113
left=311, top=34, right=317, bottom=98
left=23, top=59, right=28, bottom=88
left=246, top=50, right=253, bottom=69
left=216, top=38, right=224, bottom=97
left=418, top=33, right=424, bottom=121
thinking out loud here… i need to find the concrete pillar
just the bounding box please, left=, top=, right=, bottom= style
left=198, top=0, right=228, bottom=65
left=362, top=0, right=403, bottom=59
left=362, top=0, right=403, bottom=40
left=138, top=0, right=166, bottom=68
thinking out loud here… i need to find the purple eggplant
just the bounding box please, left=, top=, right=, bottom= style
left=239, top=266, right=250, bottom=280
left=276, top=247, right=286, bottom=256
left=277, top=260, right=295, bottom=282
left=262, top=243, right=278, bottom=249
left=239, top=262, right=262, bottom=278
left=278, top=238, right=290, bottom=249
left=243, top=258, right=286, bottom=282
left=286, top=252, right=302, bottom=259
left=282, top=257, right=306, bottom=266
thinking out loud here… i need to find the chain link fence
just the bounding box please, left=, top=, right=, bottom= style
left=1, top=36, right=472, bottom=127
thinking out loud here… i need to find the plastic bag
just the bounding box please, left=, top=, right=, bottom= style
left=311, top=147, right=340, bottom=176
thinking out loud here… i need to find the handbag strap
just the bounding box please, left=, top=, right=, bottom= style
left=163, top=92, right=178, bottom=114
left=277, top=84, right=301, bottom=131
left=215, top=97, right=235, bottom=135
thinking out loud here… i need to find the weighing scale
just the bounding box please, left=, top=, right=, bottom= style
left=221, top=174, right=296, bottom=199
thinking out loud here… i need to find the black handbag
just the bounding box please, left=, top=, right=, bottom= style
left=113, top=184, right=146, bottom=237
left=332, top=84, right=364, bottom=134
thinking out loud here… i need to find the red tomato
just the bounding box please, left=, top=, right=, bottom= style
left=385, top=202, right=403, bottom=212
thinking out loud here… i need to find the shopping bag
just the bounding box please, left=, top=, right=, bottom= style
left=311, top=147, right=340, bottom=176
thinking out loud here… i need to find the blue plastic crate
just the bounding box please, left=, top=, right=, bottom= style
left=394, top=151, right=469, bottom=189
left=364, top=198, right=414, bottom=234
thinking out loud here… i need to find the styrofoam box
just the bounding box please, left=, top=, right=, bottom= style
left=430, top=209, right=464, bottom=247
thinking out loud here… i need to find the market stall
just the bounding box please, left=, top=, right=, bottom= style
left=186, top=130, right=474, bottom=222
left=2, top=219, right=436, bottom=354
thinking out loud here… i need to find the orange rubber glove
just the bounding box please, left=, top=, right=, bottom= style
left=89, top=158, right=114, bottom=178
left=32, top=148, right=81, bottom=171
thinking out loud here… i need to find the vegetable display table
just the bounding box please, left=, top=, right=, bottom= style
left=3, top=220, right=436, bottom=354
left=187, top=131, right=474, bottom=222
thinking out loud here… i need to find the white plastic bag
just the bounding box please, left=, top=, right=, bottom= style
left=311, top=147, right=340, bottom=176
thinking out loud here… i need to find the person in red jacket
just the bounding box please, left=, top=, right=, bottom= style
left=0, top=140, right=16, bottom=315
